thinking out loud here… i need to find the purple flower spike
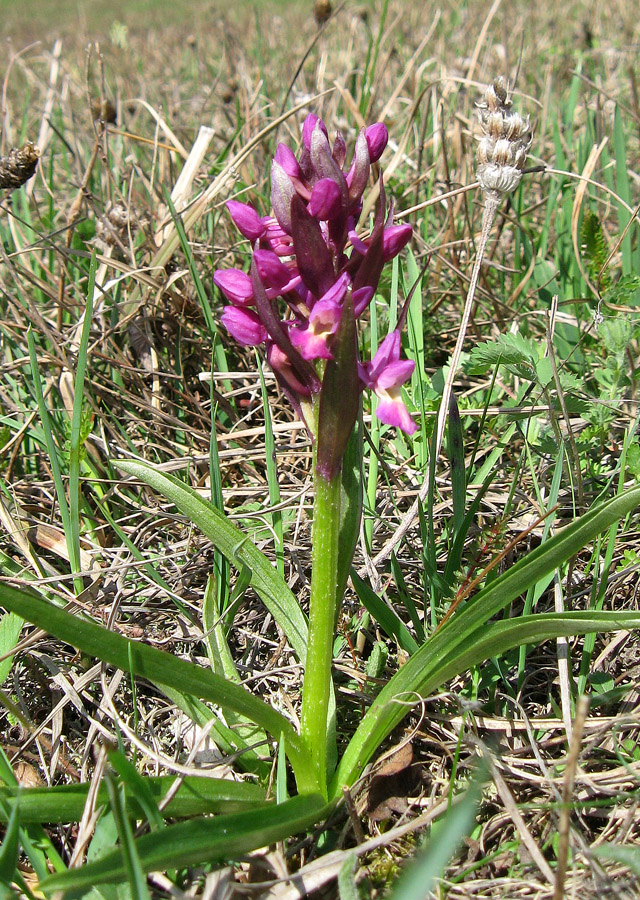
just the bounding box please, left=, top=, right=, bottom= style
left=308, top=177, right=342, bottom=220
left=365, top=123, right=388, bottom=163
left=214, top=269, right=255, bottom=306
left=221, top=306, right=268, bottom=346
left=382, top=223, right=413, bottom=261
left=359, top=331, right=417, bottom=435
left=226, top=200, right=265, bottom=242
left=290, top=297, right=342, bottom=360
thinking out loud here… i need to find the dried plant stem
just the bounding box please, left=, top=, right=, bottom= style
left=364, top=191, right=503, bottom=570
left=553, top=695, right=590, bottom=900
left=56, top=129, right=103, bottom=331
left=434, top=190, right=500, bottom=460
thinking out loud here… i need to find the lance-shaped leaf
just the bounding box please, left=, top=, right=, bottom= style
left=329, top=485, right=640, bottom=796
left=290, top=195, right=336, bottom=298
left=0, top=777, right=265, bottom=824
left=316, top=294, right=359, bottom=480
left=0, top=582, right=308, bottom=780
left=40, top=793, right=329, bottom=892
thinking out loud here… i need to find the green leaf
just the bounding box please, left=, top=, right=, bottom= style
left=593, top=842, right=640, bottom=876
left=40, top=793, right=329, bottom=892
left=116, top=460, right=308, bottom=663
left=0, top=613, right=22, bottom=687
left=330, top=487, right=640, bottom=795
left=387, top=771, right=484, bottom=900
left=0, top=776, right=265, bottom=824
left=467, top=332, right=538, bottom=379
left=0, top=795, right=20, bottom=885
left=105, top=773, right=152, bottom=900
left=0, top=582, right=307, bottom=780
left=351, top=570, right=419, bottom=656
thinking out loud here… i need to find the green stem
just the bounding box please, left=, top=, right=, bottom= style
left=299, top=465, right=342, bottom=798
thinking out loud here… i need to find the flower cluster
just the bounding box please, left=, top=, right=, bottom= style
left=214, top=114, right=417, bottom=442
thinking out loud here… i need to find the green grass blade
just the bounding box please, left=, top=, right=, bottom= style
left=0, top=794, right=20, bottom=885
left=0, top=612, right=22, bottom=687
left=68, top=251, right=97, bottom=596
left=40, top=793, right=329, bottom=892
left=26, top=329, right=76, bottom=586
left=447, top=392, right=465, bottom=535
left=387, top=771, right=484, bottom=900
left=105, top=773, right=152, bottom=900
left=116, top=459, right=308, bottom=662
left=259, top=362, right=284, bottom=575
left=351, top=569, right=419, bottom=656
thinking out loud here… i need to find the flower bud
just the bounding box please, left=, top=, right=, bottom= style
left=364, top=123, right=388, bottom=162
left=270, top=160, right=296, bottom=234
left=221, top=306, right=267, bottom=345
left=346, top=131, right=371, bottom=203
left=214, top=269, right=254, bottom=305
left=253, top=249, right=294, bottom=291
left=274, top=143, right=302, bottom=179
left=308, top=177, right=342, bottom=220
left=226, top=200, right=265, bottom=242
left=382, top=223, right=412, bottom=261
left=302, top=113, right=328, bottom=151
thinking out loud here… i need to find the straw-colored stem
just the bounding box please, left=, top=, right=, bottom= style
left=434, top=190, right=501, bottom=461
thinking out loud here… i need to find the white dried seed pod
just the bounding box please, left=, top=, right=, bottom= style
left=476, top=76, right=532, bottom=198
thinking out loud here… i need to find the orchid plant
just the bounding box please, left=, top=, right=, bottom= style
left=214, top=114, right=415, bottom=794
left=3, top=102, right=640, bottom=893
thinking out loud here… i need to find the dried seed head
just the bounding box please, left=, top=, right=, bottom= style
left=94, top=202, right=145, bottom=252
left=314, top=0, right=332, bottom=25
left=476, top=76, right=532, bottom=197
left=91, top=98, right=117, bottom=124
left=0, top=142, right=40, bottom=190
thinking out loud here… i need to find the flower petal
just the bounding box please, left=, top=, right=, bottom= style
left=214, top=269, right=254, bottom=305
left=221, top=306, right=267, bottom=345
left=226, top=200, right=265, bottom=241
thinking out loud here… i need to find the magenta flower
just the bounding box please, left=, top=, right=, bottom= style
left=226, top=200, right=267, bottom=242
left=358, top=331, right=417, bottom=435
left=290, top=297, right=343, bottom=360
left=220, top=306, right=267, bottom=346
left=213, top=269, right=254, bottom=306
